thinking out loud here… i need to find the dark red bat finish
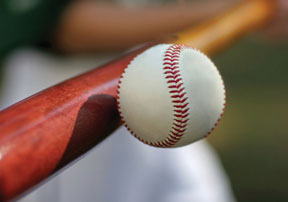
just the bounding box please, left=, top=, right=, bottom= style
left=0, top=49, right=145, bottom=201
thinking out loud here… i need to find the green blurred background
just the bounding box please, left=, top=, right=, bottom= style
left=208, top=35, right=288, bottom=202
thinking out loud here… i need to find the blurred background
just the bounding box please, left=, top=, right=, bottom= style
left=209, top=35, right=288, bottom=202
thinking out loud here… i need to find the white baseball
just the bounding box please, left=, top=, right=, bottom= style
left=117, top=44, right=225, bottom=148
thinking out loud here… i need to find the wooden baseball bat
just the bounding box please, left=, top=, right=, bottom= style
left=0, top=0, right=274, bottom=201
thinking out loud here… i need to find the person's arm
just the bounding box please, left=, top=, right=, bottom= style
left=261, top=0, right=288, bottom=40
left=52, top=1, right=237, bottom=53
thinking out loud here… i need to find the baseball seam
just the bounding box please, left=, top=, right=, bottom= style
left=155, top=44, right=190, bottom=147
left=117, top=44, right=226, bottom=148
left=204, top=57, right=226, bottom=137
left=117, top=44, right=190, bottom=148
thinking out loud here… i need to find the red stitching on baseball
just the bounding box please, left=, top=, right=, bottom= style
left=174, top=118, right=189, bottom=123
left=170, top=87, right=184, bottom=94
left=117, top=44, right=226, bottom=148
left=143, top=44, right=190, bottom=147
left=164, top=66, right=178, bottom=70
left=174, top=103, right=188, bottom=108
left=117, top=45, right=190, bottom=148
left=166, top=74, right=180, bottom=79
left=204, top=107, right=225, bottom=137
left=203, top=53, right=226, bottom=138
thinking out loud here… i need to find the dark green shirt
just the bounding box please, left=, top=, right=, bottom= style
left=0, top=0, right=70, bottom=58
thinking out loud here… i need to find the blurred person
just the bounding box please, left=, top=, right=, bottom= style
left=261, top=0, right=288, bottom=40
left=1, top=0, right=286, bottom=201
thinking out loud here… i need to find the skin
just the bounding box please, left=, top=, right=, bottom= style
left=52, top=0, right=287, bottom=53
left=261, top=0, right=288, bottom=41
left=52, top=0, right=238, bottom=53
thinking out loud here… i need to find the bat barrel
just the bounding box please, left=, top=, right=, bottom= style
left=0, top=51, right=140, bottom=201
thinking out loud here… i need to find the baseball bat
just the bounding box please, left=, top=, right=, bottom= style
left=0, top=0, right=274, bottom=201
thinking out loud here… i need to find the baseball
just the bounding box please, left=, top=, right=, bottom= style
left=117, top=44, right=225, bottom=148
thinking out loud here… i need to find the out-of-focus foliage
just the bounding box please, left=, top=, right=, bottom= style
left=209, top=36, right=288, bottom=202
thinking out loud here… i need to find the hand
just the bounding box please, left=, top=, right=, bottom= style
left=52, top=0, right=238, bottom=53
left=262, top=0, right=288, bottom=41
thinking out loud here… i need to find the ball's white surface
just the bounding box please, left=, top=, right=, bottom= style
left=117, top=44, right=225, bottom=148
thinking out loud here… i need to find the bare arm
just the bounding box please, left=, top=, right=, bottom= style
left=52, top=1, right=237, bottom=52
left=262, top=0, right=288, bottom=40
